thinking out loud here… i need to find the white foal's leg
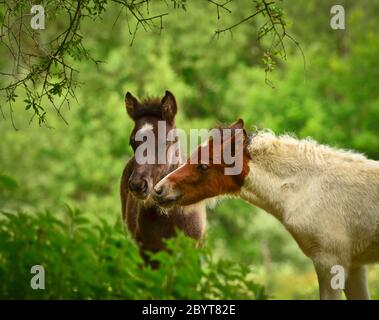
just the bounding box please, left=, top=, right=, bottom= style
left=314, top=265, right=343, bottom=300
left=344, top=266, right=370, bottom=300
left=312, top=253, right=347, bottom=300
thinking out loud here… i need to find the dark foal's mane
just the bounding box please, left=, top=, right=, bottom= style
left=132, top=98, right=164, bottom=119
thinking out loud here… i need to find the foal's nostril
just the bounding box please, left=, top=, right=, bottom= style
left=128, top=182, right=136, bottom=192
left=140, top=179, right=147, bottom=193
left=129, top=179, right=148, bottom=194
left=155, top=185, right=164, bottom=196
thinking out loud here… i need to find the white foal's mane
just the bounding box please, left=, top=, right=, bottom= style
left=248, top=130, right=370, bottom=166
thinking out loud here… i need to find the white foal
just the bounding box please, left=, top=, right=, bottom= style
left=153, top=119, right=379, bottom=300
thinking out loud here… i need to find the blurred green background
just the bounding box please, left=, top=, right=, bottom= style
left=1, top=0, right=379, bottom=299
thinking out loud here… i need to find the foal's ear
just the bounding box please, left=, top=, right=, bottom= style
left=161, top=90, right=177, bottom=122
left=229, top=118, right=244, bottom=130
left=125, top=92, right=140, bottom=119
left=229, top=118, right=247, bottom=147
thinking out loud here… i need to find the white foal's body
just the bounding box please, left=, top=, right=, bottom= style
left=241, top=132, right=379, bottom=299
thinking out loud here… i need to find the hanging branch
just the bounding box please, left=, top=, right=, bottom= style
left=0, top=0, right=170, bottom=126
left=0, top=0, right=302, bottom=126
left=213, top=0, right=305, bottom=87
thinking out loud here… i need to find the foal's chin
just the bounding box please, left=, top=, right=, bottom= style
left=131, top=192, right=148, bottom=200
left=130, top=191, right=156, bottom=206
left=154, top=195, right=181, bottom=208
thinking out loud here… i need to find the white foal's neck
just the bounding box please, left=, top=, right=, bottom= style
left=239, top=131, right=369, bottom=221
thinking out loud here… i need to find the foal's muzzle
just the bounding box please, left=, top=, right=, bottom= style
left=152, top=184, right=179, bottom=207
left=128, top=178, right=148, bottom=199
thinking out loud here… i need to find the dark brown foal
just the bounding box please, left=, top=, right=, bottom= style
left=120, top=91, right=206, bottom=266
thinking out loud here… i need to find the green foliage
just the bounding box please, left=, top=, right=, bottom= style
left=0, top=174, right=18, bottom=191
left=0, top=208, right=265, bottom=299
left=0, top=0, right=291, bottom=125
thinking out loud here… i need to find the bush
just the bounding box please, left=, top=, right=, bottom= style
left=0, top=208, right=266, bottom=299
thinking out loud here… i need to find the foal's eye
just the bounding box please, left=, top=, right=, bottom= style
left=197, top=164, right=209, bottom=171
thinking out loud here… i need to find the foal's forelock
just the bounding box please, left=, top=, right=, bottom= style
left=132, top=114, right=180, bottom=171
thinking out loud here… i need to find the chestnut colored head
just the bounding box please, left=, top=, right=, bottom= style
left=125, top=90, right=178, bottom=200
left=153, top=119, right=251, bottom=206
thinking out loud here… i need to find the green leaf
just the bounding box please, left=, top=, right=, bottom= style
left=0, top=174, right=18, bottom=190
